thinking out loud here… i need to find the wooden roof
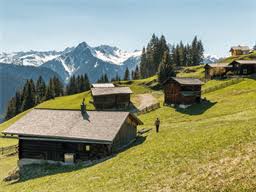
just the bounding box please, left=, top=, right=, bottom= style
left=2, top=109, right=143, bottom=144
left=205, top=63, right=231, bottom=68
left=231, top=60, right=256, bottom=65
left=91, top=83, right=115, bottom=88
left=164, top=77, right=204, bottom=85
left=91, top=87, right=133, bottom=96
left=230, top=46, right=250, bottom=51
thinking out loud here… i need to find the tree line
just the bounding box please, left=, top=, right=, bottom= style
left=66, top=74, right=90, bottom=95
left=170, top=36, right=204, bottom=67
left=139, top=34, right=204, bottom=84
left=5, top=74, right=91, bottom=120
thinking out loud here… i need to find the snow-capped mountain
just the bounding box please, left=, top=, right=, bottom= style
left=41, top=42, right=141, bottom=82
left=203, top=54, right=220, bottom=64
left=93, top=45, right=141, bottom=65
left=0, top=50, right=62, bottom=66
left=1, top=42, right=141, bottom=83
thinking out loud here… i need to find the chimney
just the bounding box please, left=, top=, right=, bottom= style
left=81, top=98, right=86, bottom=114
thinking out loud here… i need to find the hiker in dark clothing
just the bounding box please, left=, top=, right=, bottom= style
left=155, top=118, right=160, bottom=133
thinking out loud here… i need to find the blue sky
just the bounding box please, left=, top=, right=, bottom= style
left=0, top=0, right=255, bottom=56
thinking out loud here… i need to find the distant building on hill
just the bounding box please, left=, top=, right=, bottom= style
left=204, top=60, right=256, bottom=79
left=204, top=63, right=232, bottom=80
left=229, top=60, right=256, bottom=75
left=230, top=45, right=250, bottom=57
left=163, top=77, right=204, bottom=107
left=91, top=86, right=133, bottom=109
left=2, top=108, right=143, bottom=166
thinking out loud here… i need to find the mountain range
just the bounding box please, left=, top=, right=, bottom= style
left=0, top=42, right=219, bottom=83
left=0, top=42, right=141, bottom=83
left=0, top=41, right=219, bottom=123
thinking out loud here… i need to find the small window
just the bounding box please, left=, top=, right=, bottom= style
left=243, top=69, right=247, bottom=74
left=85, top=145, right=90, bottom=151
left=64, top=153, right=75, bottom=164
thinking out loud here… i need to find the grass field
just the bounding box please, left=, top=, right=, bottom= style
left=0, top=76, right=255, bottom=191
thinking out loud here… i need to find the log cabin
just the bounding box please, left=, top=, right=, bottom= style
left=229, top=60, right=256, bottom=75
left=163, top=77, right=204, bottom=107
left=91, top=87, right=133, bottom=109
left=2, top=107, right=143, bottom=165
left=230, top=46, right=250, bottom=57
left=204, top=63, right=231, bottom=80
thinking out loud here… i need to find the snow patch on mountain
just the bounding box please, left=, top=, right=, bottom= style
left=204, top=53, right=220, bottom=64
left=93, top=45, right=141, bottom=65
left=0, top=51, right=59, bottom=66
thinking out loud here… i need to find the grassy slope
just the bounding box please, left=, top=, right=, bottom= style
left=176, top=65, right=205, bottom=79
left=221, top=50, right=256, bottom=63
left=0, top=76, right=255, bottom=191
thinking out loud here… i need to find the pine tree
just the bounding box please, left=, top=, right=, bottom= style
left=158, top=51, right=176, bottom=84
left=124, top=67, right=130, bottom=80
left=131, top=70, right=135, bottom=80
left=197, top=40, right=204, bottom=64
left=96, top=74, right=109, bottom=83
left=5, top=97, right=17, bottom=120
left=45, top=78, right=55, bottom=99
left=21, top=79, right=36, bottom=111
left=78, top=74, right=90, bottom=92
left=66, top=75, right=76, bottom=95
left=191, top=36, right=199, bottom=65
left=134, top=65, right=140, bottom=80
left=35, top=76, right=46, bottom=103
left=140, top=47, right=147, bottom=78
left=53, top=76, right=63, bottom=96
left=14, top=91, right=22, bottom=114
left=84, top=74, right=90, bottom=90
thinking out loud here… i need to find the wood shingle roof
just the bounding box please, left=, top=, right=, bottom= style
left=91, top=83, right=115, bottom=88
left=91, top=87, right=133, bottom=96
left=230, top=46, right=250, bottom=51
left=164, top=77, right=204, bottom=85
left=2, top=109, right=142, bottom=144
left=232, top=60, right=256, bottom=65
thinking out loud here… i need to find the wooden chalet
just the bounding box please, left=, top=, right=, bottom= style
left=2, top=108, right=143, bottom=165
left=229, top=60, right=256, bottom=75
left=163, top=77, right=204, bottom=106
left=91, top=87, right=133, bottom=109
left=230, top=46, right=250, bottom=57
left=204, top=63, right=231, bottom=80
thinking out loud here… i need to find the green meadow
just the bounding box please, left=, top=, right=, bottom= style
left=0, top=71, right=255, bottom=191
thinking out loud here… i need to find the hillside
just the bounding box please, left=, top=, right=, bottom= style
left=221, top=50, right=256, bottom=63
left=0, top=75, right=256, bottom=191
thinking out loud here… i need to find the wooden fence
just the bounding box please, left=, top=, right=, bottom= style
left=0, top=145, right=18, bottom=156
left=137, top=102, right=160, bottom=115
left=202, top=78, right=244, bottom=94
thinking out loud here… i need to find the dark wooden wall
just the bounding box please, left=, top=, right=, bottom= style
left=164, top=81, right=202, bottom=105
left=19, top=139, right=110, bottom=162
left=93, top=94, right=131, bottom=109
left=231, top=63, right=256, bottom=75
left=112, top=117, right=137, bottom=152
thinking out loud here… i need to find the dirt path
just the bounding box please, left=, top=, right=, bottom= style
left=136, top=93, right=158, bottom=110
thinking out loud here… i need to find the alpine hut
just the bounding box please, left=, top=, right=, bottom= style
left=163, top=77, right=204, bottom=107
left=91, top=86, right=133, bottom=109
left=2, top=106, right=143, bottom=165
